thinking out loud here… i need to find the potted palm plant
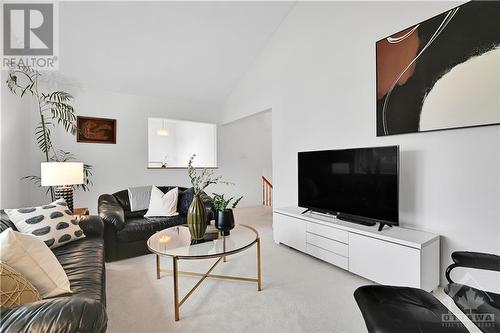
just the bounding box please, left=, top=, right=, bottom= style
left=5, top=65, right=93, bottom=200
left=212, top=193, right=243, bottom=236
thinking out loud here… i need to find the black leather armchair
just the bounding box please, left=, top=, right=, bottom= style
left=446, top=251, right=500, bottom=282
left=0, top=213, right=107, bottom=333
left=98, top=186, right=214, bottom=262
left=444, top=251, right=500, bottom=333
left=354, top=251, right=500, bottom=333
left=354, top=285, right=468, bottom=333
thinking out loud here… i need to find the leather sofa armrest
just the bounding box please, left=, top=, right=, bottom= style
left=98, top=194, right=125, bottom=231
left=446, top=251, right=500, bottom=283
left=199, top=191, right=215, bottom=222
left=0, top=297, right=107, bottom=333
left=78, top=215, right=104, bottom=237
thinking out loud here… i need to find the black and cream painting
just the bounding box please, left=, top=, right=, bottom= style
left=376, top=1, right=500, bottom=136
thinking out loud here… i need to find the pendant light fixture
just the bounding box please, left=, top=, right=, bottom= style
left=157, top=119, right=169, bottom=137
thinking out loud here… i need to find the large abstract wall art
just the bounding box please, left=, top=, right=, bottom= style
left=376, top=1, right=500, bottom=136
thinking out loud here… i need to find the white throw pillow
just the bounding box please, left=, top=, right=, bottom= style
left=145, top=186, right=179, bottom=217
left=127, top=186, right=152, bottom=212
left=0, top=228, right=71, bottom=298
left=5, top=199, right=85, bottom=249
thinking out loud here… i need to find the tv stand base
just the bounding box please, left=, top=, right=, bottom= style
left=378, top=223, right=393, bottom=231
left=273, top=207, right=440, bottom=292
left=337, top=213, right=376, bottom=227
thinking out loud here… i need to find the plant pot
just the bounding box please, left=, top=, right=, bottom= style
left=215, top=209, right=235, bottom=236
left=187, top=194, right=207, bottom=240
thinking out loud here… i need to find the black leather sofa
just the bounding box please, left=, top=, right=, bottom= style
left=98, top=186, right=214, bottom=262
left=0, top=211, right=107, bottom=333
left=354, top=251, right=500, bottom=333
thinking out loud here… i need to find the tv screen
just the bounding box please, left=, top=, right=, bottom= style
left=298, top=146, right=399, bottom=225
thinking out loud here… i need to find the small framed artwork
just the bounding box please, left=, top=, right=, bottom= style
left=76, top=116, right=116, bottom=144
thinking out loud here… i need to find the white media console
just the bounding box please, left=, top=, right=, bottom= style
left=273, top=207, right=440, bottom=291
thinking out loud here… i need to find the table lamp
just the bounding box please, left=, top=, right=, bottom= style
left=41, top=162, right=84, bottom=211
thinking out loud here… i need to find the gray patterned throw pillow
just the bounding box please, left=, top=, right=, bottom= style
left=4, top=199, right=85, bottom=249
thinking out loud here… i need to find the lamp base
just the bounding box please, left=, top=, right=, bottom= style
left=55, top=186, right=74, bottom=212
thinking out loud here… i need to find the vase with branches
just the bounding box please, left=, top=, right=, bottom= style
left=186, top=154, right=231, bottom=239
left=6, top=65, right=93, bottom=201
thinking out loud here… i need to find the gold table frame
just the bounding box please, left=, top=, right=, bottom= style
left=148, top=225, right=262, bottom=321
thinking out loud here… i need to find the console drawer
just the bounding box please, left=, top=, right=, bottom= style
left=306, top=222, right=348, bottom=244
left=273, top=213, right=306, bottom=252
left=306, top=232, right=348, bottom=257
left=307, top=243, right=348, bottom=270
left=349, top=232, right=420, bottom=288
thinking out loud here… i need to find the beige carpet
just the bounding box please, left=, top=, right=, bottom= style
left=106, top=206, right=371, bottom=333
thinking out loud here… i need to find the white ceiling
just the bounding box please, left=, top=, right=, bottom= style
left=59, top=1, right=294, bottom=104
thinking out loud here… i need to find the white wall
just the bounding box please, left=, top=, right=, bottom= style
left=0, top=77, right=38, bottom=209
left=213, top=110, right=272, bottom=207
left=1, top=79, right=271, bottom=211
left=223, top=1, right=500, bottom=290
left=15, top=85, right=222, bottom=212
left=1, top=77, right=273, bottom=214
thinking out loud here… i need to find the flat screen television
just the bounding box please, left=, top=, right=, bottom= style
left=298, top=145, right=399, bottom=229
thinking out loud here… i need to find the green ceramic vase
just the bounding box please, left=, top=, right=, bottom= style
left=187, top=194, right=207, bottom=240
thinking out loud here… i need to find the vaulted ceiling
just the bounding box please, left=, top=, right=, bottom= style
left=59, top=1, right=294, bottom=104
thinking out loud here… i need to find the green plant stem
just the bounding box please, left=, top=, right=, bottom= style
left=7, top=66, right=90, bottom=201
left=37, top=92, right=55, bottom=201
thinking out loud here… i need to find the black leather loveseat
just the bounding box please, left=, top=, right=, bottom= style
left=0, top=211, right=107, bottom=333
left=98, top=186, right=214, bottom=262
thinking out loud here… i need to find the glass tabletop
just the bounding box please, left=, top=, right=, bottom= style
left=147, top=224, right=258, bottom=259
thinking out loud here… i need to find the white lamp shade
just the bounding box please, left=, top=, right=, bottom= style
left=41, top=162, right=84, bottom=186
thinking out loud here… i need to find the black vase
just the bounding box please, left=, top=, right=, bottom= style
left=215, top=209, right=235, bottom=236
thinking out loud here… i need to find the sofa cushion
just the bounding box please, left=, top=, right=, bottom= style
left=127, top=186, right=153, bottom=212
left=116, top=215, right=185, bottom=243
left=5, top=199, right=85, bottom=249
left=52, top=236, right=106, bottom=304
left=157, top=186, right=183, bottom=194
left=145, top=187, right=179, bottom=217
left=114, top=186, right=188, bottom=213
left=0, top=228, right=72, bottom=298
left=0, top=210, right=17, bottom=233
left=0, top=262, right=41, bottom=309
left=124, top=209, right=147, bottom=219
left=177, top=187, right=195, bottom=215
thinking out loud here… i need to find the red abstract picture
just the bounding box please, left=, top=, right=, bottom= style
left=77, top=116, right=116, bottom=144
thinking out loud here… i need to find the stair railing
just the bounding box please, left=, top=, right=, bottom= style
left=262, top=176, right=273, bottom=206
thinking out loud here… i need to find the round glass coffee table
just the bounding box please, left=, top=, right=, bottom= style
left=147, top=224, right=262, bottom=321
